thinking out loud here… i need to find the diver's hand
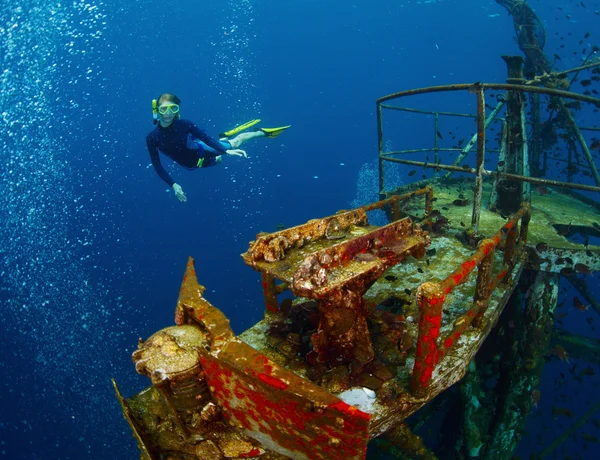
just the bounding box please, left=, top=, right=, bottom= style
left=226, top=149, right=247, bottom=158
left=172, top=183, right=187, bottom=202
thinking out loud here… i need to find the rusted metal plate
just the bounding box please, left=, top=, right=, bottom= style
left=244, top=217, right=430, bottom=298
left=200, top=338, right=370, bottom=460
left=291, top=218, right=428, bottom=298
left=175, top=257, right=234, bottom=349
left=242, top=209, right=369, bottom=266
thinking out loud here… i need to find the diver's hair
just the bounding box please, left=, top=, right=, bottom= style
left=154, top=93, right=181, bottom=125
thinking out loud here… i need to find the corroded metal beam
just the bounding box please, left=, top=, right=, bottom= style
left=485, top=271, right=560, bottom=459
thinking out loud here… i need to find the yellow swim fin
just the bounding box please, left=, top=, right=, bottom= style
left=219, top=119, right=261, bottom=138
left=260, top=125, right=291, bottom=138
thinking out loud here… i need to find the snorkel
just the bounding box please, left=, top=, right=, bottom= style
left=152, top=99, right=158, bottom=125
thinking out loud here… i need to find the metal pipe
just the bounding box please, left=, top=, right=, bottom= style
left=360, top=187, right=432, bottom=213
left=412, top=281, right=445, bottom=398
left=557, top=98, right=600, bottom=186
left=444, top=97, right=506, bottom=180
left=377, top=83, right=600, bottom=106
left=434, top=113, right=440, bottom=178
left=261, top=273, right=279, bottom=315
left=472, top=86, right=486, bottom=231
left=379, top=156, right=600, bottom=193
left=377, top=102, right=385, bottom=198
left=379, top=104, right=475, bottom=118
left=490, top=121, right=508, bottom=211
left=520, top=101, right=531, bottom=202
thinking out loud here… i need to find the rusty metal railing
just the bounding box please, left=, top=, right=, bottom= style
left=360, top=186, right=434, bottom=222
left=377, top=83, right=600, bottom=232
left=411, top=204, right=531, bottom=398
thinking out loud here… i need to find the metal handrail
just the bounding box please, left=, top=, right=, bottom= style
left=411, top=204, right=531, bottom=398
left=376, top=82, right=600, bottom=232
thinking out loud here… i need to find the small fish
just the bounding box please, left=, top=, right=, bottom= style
left=531, top=389, right=541, bottom=409
left=535, top=242, right=548, bottom=252
left=581, top=79, right=592, bottom=87
left=404, top=288, right=412, bottom=295
left=442, top=206, right=450, bottom=211
left=552, top=406, right=574, bottom=418
left=436, top=130, right=443, bottom=139
left=426, top=248, right=437, bottom=256
left=280, top=298, right=293, bottom=316
left=536, top=186, right=551, bottom=195
left=582, top=433, right=599, bottom=443
left=575, top=263, right=592, bottom=274
left=557, top=222, right=572, bottom=236
left=580, top=367, right=596, bottom=377
left=408, top=170, right=417, bottom=176
left=385, top=275, right=398, bottom=282
left=573, top=296, right=589, bottom=311
left=560, top=267, right=575, bottom=276
left=460, top=221, right=466, bottom=227
left=584, top=32, right=591, bottom=39
left=590, top=140, right=600, bottom=151
left=453, top=199, right=470, bottom=206
left=497, top=160, right=505, bottom=167
left=417, top=268, right=424, bottom=274
left=554, top=344, right=570, bottom=363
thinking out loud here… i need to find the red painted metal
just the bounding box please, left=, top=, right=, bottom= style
left=199, top=340, right=370, bottom=460
left=411, top=205, right=531, bottom=396
left=412, top=282, right=446, bottom=397
left=261, top=273, right=279, bottom=314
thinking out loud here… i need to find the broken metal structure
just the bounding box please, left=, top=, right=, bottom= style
left=114, top=3, right=600, bottom=458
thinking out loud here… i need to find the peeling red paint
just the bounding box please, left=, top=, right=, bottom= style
left=239, top=447, right=262, bottom=457
left=257, top=373, right=289, bottom=390
left=329, top=401, right=370, bottom=421
left=199, top=349, right=369, bottom=459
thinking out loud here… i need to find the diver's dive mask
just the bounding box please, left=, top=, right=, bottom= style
left=158, top=104, right=180, bottom=115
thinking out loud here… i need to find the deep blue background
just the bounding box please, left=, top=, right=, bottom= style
left=1, top=0, right=599, bottom=458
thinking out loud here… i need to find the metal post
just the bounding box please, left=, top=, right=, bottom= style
left=497, top=55, right=526, bottom=215
left=489, top=121, right=507, bottom=211
left=473, top=240, right=495, bottom=327
left=412, top=282, right=445, bottom=398
left=377, top=102, right=386, bottom=199
left=434, top=112, right=440, bottom=178
left=530, top=93, right=542, bottom=177
left=261, top=273, right=279, bottom=315
left=520, top=102, right=531, bottom=203
left=443, top=98, right=505, bottom=180
left=472, top=86, right=486, bottom=231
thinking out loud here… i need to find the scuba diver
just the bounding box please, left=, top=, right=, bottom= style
left=146, top=92, right=290, bottom=202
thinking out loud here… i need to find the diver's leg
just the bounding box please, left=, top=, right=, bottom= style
left=197, top=140, right=233, bottom=154
left=226, top=130, right=266, bottom=149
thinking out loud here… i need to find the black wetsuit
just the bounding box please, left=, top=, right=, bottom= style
left=146, top=118, right=229, bottom=187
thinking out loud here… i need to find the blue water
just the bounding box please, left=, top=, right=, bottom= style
left=1, top=0, right=599, bottom=458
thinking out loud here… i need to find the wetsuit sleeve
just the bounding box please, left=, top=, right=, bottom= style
left=188, top=123, right=229, bottom=154
left=146, top=135, right=175, bottom=187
